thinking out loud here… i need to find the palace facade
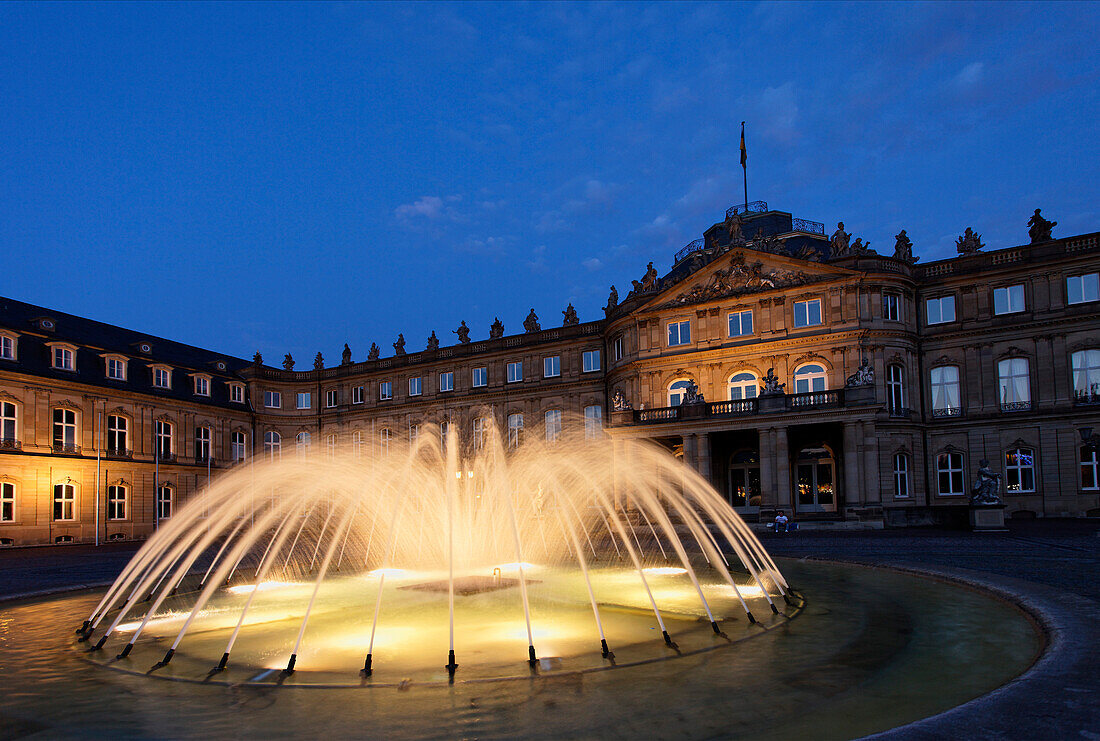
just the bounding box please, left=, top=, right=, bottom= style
left=1, top=201, right=1098, bottom=545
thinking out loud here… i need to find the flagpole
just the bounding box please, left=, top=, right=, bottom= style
left=740, top=121, right=747, bottom=211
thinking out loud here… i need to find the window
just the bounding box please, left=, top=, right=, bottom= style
left=728, top=372, right=758, bottom=401
left=997, top=358, right=1031, bottom=410
left=326, top=433, right=337, bottom=457
left=52, top=408, right=77, bottom=451
left=1072, top=350, right=1100, bottom=402
left=1082, top=446, right=1099, bottom=490
left=156, top=485, right=173, bottom=520
left=994, top=285, right=1025, bottom=315
left=472, top=418, right=486, bottom=450
left=194, top=426, right=211, bottom=461
left=507, top=361, right=523, bottom=383
left=379, top=381, right=392, bottom=400
left=507, top=413, right=524, bottom=449
left=544, top=356, right=560, bottom=378
left=667, top=320, right=691, bottom=346
left=352, top=386, right=364, bottom=404
left=584, top=405, right=602, bottom=439
left=105, top=415, right=127, bottom=454
left=883, top=294, right=900, bottom=322
left=296, top=392, right=311, bottom=409
left=265, top=391, right=281, bottom=409
left=154, top=420, right=173, bottom=459
left=351, top=431, right=363, bottom=457
left=582, top=350, right=601, bottom=372
left=379, top=428, right=391, bottom=457
left=611, top=336, right=624, bottom=362
left=52, top=347, right=74, bottom=371
left=1, top=482, right=14, bottom=522
left=264, top=431, right=281, bottom=459
left=326, top=389, right=338, bottom=408
left=1067, top=273, right=1100, bottom=305
left=106, top=357, right=126, bottom=381
left=926, top=296, right=956, bottom=325
left=107, top=485, right=127, bottom=520
left=1, top=402, right=16, bottom=443
left=793, top=299, right=822, bottom=328
left=887, top=364, right=906, bottom=414
left=408, top=424, right=419, bottom=443
left=229, top=384, right=244, bottom=403
left=930, top=366, right=962, bottom=416
left=53, top=483, right=75, bottom=520
left=194, top=376, right=210, bottom=396
left=668, top=379, right=693, bottom=406
left=409, top=377, right=422, bottom=396
left=793, top=364, right=827, bottom=394
left=544, top=410, right=562, bottom=442
left=893, top=454, right=910, bottom=498
left=472, top=367, right=488, bottom=387
left=1004, top=448, right=1036, bottom=493
left=295, top=432, right=311, bottom=457
left=937, top=452, right=965, bottom=496
left=152, top=367, right=170, bottom=388
left=439, top=420, right=450, bottom=448
left=728, top=310, right=753, bottom=337
left=439, top=372, right=454, bottom=392
left=231, top=431, right=247, bottom=463
left=0, top=334, right=14, bottom=361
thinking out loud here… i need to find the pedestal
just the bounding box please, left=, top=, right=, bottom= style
left=969, top=504, right=1008, bottom=532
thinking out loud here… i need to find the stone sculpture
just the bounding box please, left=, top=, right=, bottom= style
left=1028, top=209, right=1056, bottom=243
left=761, top=368, right=786, bottom=395
left=893, top=230, right=917, bottom=263
left=830, top=222, right=851, bottom=257
left=562, top=303, right=579, bottom=326
left=426, top=331, right=439, bottom=351
left=282, top=353, right=295, bottom=371
left=612, top=389, right=632, bottom=411
left=393, top=334, right=406, bottom=356
left=523, top=309, right=541, bottom=333
left=341, top=344, right=352, bottom=365
left=845, top=357, right=874, bottom=387
left=956, top=227, right=984, bottom=254
left=604, top=285, right=619, bottom=316
left=368, top=343, right=380, bottom=361
left=454, top=321, right=471, bottom=344
left=313, top=352, right=324, bottom=371
left=682, top=379, right=705, bottom=405
left=489, top=318, right=504, bottom=339
left=970, top=459, right=1002, bottom=505
left=252, top=351, right=263, bottom=366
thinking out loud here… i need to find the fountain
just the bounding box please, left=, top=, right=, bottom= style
left=76, top=418, right=794, bottom=683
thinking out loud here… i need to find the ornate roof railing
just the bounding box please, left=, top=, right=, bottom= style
left=791, top=217, right=825, bottom=235
left=673, top=238, right=706, bottom=264
left=726, top=201, right=769, bottom=219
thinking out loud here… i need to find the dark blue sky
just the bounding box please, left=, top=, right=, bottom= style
left=2, top=2, right=1098, bottom=363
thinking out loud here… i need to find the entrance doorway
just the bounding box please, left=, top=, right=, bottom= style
left=728, top=449, right=761, bottom=512
left=796, top=446, right=836, bottom=513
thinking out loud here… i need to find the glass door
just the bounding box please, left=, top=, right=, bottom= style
left=728, top=450, right=761, bottom=512
left=796, top=448, right=837, bottom=513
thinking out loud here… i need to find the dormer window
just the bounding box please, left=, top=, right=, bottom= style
left=0, top=332, right=16, bottom=361
left=193, top=375, right=211, bottom=397
left=151, top=365, right=172, bottom=389
left=46, top=343, right=77, bottom=371
left=101, top=354, right=128, bottom=381
left=228, top=383, right=245, bottom=403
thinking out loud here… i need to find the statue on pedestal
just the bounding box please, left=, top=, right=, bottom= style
left=454, top=321, right=471, bottom=344
left=830, top=222, right=851, bottom=257
left=341, top=344, right=352, bottom=366
left=761, top=368, right=786, bottom=395
left=612, top=389, right=632, bottom=411
left=1028, top=209, right=1056, bottom=243
left=845, top=357, right=875, bottom=387
left=489, top=318, right=504, bottom=339
left=562, top=303, right=579, bottom=326
left=970, top=459, right=1002, bottom=505
left=893, top=230, right=918, bottom=263
left=282, top=353, right=295, bottom=371
left=313, top=352, right=324, bottom=371
left=252, top=351, right=263, bottom=366
left=367, top=343, right=380, bottom=361
left=682, top=379, right=705, bottom=405
left=426, top=331, right=439, bottom=351
left=393, top=334, right=406, bottom=356
left=956, top=227, right=984, bottom=254
left=523, top=309, right=541, bottom=333
left=604, top=285, right=619, bottom=316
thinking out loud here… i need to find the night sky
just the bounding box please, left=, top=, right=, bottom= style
left=2, top=2, right=1097, bottom=363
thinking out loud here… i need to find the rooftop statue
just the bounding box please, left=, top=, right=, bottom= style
left=893, top=230, right=918, bottom=263
left=971, top=459, right=1002, bottom=505
left=640, top=262, right=659, bottom=291
left=453, top=321, right=471, bottom=344
left=367, top=342, right=380, bottom=361
left=393, top=334, right=406, bottom=356
left=341, top=343, right=352, bottom=365
left=523, top=309, right=541, bottom=333
left=282, top=353, right=295, bottom=371
left=830, top=222, right=851, bottom=257
left=313, top=352, right=324, bottom=371
left=562, top=303, right=579, bottom=326
left=850, top=237, right=874, bottom=255
left=252, top=351, right=263, bottom=366
left=604, top=285, right=619, bottom=316
left=723, top=211, right=745, bottom=246
left=489, top=318, right=504, bottom=339
left=845, top=357, right=874, bottom=387
left=761, top=367, right=786, bottom=396
left=956, top=227, right=984, bottom=254
left=426, top=331, right=439, bottom=351
left=1028, top=208, right=1057, bottom=243
left=682, top=379, right=706, bottom=405
left=755, top=233, right=787, bottom=255
left=612, top=388, right=632, bottom=412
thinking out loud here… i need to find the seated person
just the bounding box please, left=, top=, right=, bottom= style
left=774, top=510, right=789, bottom=534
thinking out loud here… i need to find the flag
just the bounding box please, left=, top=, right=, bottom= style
left=740, top=122, right=747, bottom=168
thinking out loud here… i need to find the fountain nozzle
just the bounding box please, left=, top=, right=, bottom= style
left=770, top=603, right=780, bottom=615
left=159, top=648, right=175, bottom=666
left=284, top=654, right=297, bottom=675
left=76, top=620, right=90, bottom=635
left=600, top=639, right=613, bottom=659
left=446, top=650, right=458, bottom=675
left=747, top=611, right=757, bottom=624
left=92, top=635, right=108, bottom=651
left=116, top=643, right=133, bottom=660
left=662, top=631, right=677, bottom=649
left=216, top=652, right=229, bottom=671
left=361, top=654, right=372, bottom=677
left=783, top=593, right=792, bottom=606
left=528, top=645, right=537, bottom=666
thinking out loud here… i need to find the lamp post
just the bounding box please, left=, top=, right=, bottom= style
left=1080, top=427, right=1099, bottom=451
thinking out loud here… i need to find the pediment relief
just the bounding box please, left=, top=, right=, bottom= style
left=109, top=477, right=130, bottom=487
left=154, top=413, right=175, bottom=424
left=1069, top=339, right=1098, bottom=351
left=650, top=251, right=841, bottom=311
left=108, top=406, right=129, bottom=416
left=931, top=354, right=957, bottom=367
left=54, top=399, right=82, bottom=412
left=793, top=351, right=828, bottom=367
left=0, top=390, right=19, bottom=404
left=1009, top=438, right=1034, bottom=451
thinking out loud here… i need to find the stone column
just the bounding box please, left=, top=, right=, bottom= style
left=759, top=428, right=776, bottom=508
left=775, top=426, right=791, bottom=510
left=697, top=433, right=712, bottom=485
left=843, top=421, right=861, bottom=508
left=862, top=420, right=880, bottom=503
left=683, top=434, right=697, bottom=473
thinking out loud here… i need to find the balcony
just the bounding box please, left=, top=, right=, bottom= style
left=932, top=407, right=963, bottom=419
left=626, top=389, right=864, bottom=427
left=1074, top=390, right=1100, bottom=406
left=105, top=447, right=132, bottom=459
left=52, top=443, right=81, bottom=454
left=154, top=452, right=177, bottom=464
left=888, top=407, right=912, bottom=419
left=0, top=438, right=20, bottom=451
left=1000, top=401, right=1033, bottom=413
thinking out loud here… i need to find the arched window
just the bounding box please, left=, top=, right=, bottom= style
left=793, top=364, right=827, bottom=394
left=668, top=379, right=693, bottom=406
left=0, top=401, right=17, bottom=445
left=1082, top=446, right=1100, bottom=490
left=728, top=372, right=758, bottom=401
left=997, top=358, right=1031, bottom=410
left=1071, top=349, right=1100, bottom=402
left=379, top=428, right=391, bottom=457
left=264, top=431, right=281, bottom=459
left=893, top=453, right=910, bottom=498
left=937, top=452, right=964, bottom=496
left=930, top=366, right=962, bottom=417
left=295, top=432, right=312, bottom=457
left=1004, top=448, right=1036, bottom=493
left=351, top=430, right=363, bottom=457
left=107, top=484, right=128, bottom=521
left=507, top=414, right=524, bottom=449
left=887, top=364, right=906, bottom=415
